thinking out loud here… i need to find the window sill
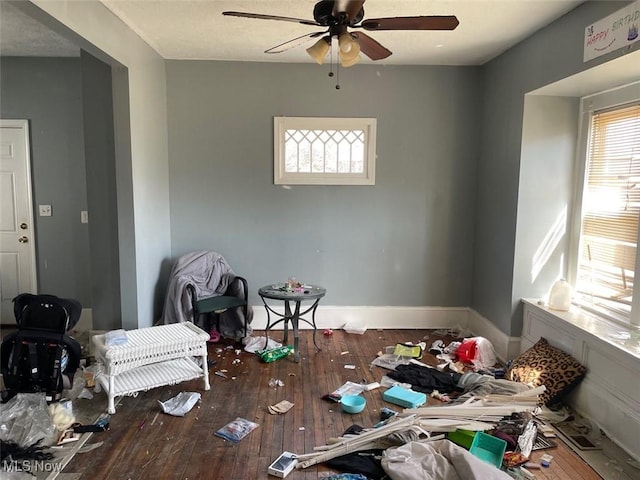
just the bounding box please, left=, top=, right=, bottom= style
left=522, top=298, right=640, bottom=360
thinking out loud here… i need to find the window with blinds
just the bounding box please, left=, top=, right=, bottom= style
left=576, top=103, right=640, bottom=321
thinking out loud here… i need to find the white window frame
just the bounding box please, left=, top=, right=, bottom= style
left=569, top=83, right=640, bottom=328
left=273, top=117, right=376, bottom=185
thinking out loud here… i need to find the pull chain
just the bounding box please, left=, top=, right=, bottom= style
left=328, top=40, right=335, bottom=79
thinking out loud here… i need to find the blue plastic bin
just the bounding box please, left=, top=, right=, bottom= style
left=469, top=431, right=507, bottom=468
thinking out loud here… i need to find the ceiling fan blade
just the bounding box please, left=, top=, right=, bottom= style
left=361, top=16, right=459, bottom=31
left=222, top=11, right=319, bottom=27
left=265, top=31, right=327, bottom=54
left=333, top=0, right=366, bottom=23
left=351, top=32, right=391, bottom=60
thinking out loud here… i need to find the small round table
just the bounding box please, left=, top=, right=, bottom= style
left=258, top=284, right=326, bottom=362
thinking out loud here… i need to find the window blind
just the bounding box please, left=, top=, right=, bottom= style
left=577, top=103, right=640, bottom=316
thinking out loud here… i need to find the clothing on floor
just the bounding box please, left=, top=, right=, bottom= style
left=386, top=364, right=462, bottom=394
left=325, top=449, right=388, bottom=480
left=450, top=372, right=532, bottom=404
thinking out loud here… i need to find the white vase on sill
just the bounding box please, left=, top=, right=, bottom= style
left=549, top=279, right=573, bottom=311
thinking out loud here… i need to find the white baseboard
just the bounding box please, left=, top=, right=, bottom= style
left=250, top=305, right=471, bottom=332
left=250, top=305, right=514, bottom=359
left=466, top=309, right=521, bottom=362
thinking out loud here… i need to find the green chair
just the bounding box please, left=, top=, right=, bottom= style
left=186, top=277, right=249, bottom=339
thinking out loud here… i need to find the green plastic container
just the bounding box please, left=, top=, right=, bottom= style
left=447, top=429, right=477, bottom=449
left=469, top=432, right=507, bottom=468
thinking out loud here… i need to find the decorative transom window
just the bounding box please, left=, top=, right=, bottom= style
left=273, top=117, right=376, bottom=185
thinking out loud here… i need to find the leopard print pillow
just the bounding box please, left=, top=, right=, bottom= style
left=507, top=337, right=586, bottom=405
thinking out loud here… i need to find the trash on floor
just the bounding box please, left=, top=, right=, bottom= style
left=57, top=427, right=81, bottom=445
left=322, top=381, right=366, bottom=402
left=268, top=400, right=294, bottom=415
left=158, top=391, right=201, bottom=416
left=269, top=378, right=285, bottom=388
left=258, top=345, right=294, bottom=363
left=72, top=415, right=110, bottom=433
left=214, top=417, right=259, bottom=443
left=48, top=401, right=76, bottom=432
left=393, top=342, right=426, bottom=359
left=343, top=322, right=367, bottom=335
left=268, top=451, right=298, bottom=478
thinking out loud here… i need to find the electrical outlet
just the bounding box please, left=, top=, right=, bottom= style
left=81, top=210, right=89, bottom=224
left=39, top=204, right=52, bottom=216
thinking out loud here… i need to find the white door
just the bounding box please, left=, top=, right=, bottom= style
left=0, top=120, right=37, bottom=323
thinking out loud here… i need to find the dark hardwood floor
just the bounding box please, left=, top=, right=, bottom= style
left=63, top=329, right=602, bottom=479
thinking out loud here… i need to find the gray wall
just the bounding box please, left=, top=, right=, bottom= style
left=81, top=51, right=122, bottom=329
left=35, top=0, right=171, bottom=329
left=0, top=57, right=92, bottom=306
left=166, top=62, right=480, bottom=307
left=473, top=1, right=638, bottom=335
left=513, top=95, right=579, bottom=334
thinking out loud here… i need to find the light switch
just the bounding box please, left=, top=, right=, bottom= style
left=81, top=210, right=89, bottom=224
left=39, top=205, right=52, bottom=216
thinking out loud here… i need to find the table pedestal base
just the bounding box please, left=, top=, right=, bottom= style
left=261, top=298, right=321, bottom=362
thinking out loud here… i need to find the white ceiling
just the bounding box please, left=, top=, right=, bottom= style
left=1, top=0, right=585, bottom=66
left=0, top=2, right=80, bottom=57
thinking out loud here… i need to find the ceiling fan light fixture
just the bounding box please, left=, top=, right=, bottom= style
left=340, top=53, right=361, bottom=67
left=306, top=36, right=331, bottom=64
left=338, top=33, right=360, bottom=67
left=338, top=32, right=358, bottom=54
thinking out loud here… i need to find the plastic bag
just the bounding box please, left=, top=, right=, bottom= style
left=242, top=336, right=282, bottom=353
left=518, top=420, right=537, bottom=458
left=105, top=329, right=128, bottom=346
left=214, top=417, right=259, bottom=443
left=48, top=401, right=76, bottom=431
left=470, top=337, right=497, bottom=370
left=370, top=354, right=412, bottom=370
left=63, top=372, right=86, bottom=400
left=0, top=393, right=57, bottom=447
left=257, top=345, right=294, bottom=363
left=379, top=376, right=412, bottom=390
left=456, top=337, right=497, bottom=371
left=158, top=392, right=201, bottom=416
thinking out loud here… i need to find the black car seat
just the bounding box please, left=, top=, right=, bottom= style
left=1, top=294, right=82, bottom=403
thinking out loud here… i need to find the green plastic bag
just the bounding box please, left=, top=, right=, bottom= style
left=258, top=345, right=294, bottom=363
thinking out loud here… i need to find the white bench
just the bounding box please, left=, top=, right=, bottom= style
left=92, top=323, right=210, bottom=414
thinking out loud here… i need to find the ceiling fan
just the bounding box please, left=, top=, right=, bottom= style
left=222, top=0, right=459, bottom=68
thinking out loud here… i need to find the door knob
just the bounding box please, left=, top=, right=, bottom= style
left=18, top=236, right=29, bottom=243
left=20, top=222, right=28, bottom=230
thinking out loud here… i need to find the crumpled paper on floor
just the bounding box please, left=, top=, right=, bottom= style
left=268, top=400, right=294, bottom=415
left=158, top=392, right=201, bottom=416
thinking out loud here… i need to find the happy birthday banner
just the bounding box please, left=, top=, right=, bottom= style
left=584, top=0, right=640, bottom=62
